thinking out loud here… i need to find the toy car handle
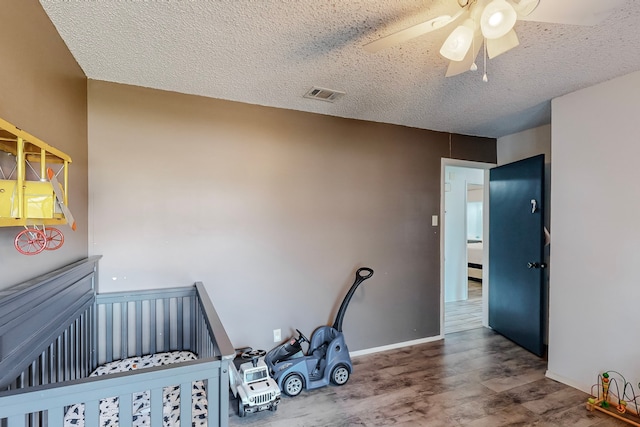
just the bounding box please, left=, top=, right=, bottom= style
left=332, top=267, right=374, bottom=332
left=356, top=268, right=373, bottom=279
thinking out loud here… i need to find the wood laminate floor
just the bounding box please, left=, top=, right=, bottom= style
left=445, top=281, right=483, bottom=334
left=229, top=328, right=626, bottom=427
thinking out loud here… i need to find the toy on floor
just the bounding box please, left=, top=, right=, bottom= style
left=587, top=370, right=640, bottom=426
left=265, top=267, right=374, bottom=397
left=229, top=348, right=281, bottom=417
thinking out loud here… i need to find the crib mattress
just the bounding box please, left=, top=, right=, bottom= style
left=64, top=351, right=207, bottom=427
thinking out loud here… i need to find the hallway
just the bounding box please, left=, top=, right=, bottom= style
left=445, top=280, right=482, bottom=334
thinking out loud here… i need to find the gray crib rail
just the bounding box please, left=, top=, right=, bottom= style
left=0, top=257, right=100, bottom=391
left=0, top=257, right=235, bottom=427
left=0, top=359, right=221, bottom=427
left=94, top=283, right=234, bottom=364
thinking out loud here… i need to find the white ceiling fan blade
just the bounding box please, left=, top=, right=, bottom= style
left=445, top=32, right=483, bottom=77
left=519, top=0, right=626, bottom=26
left=363, top=9, right=465, bottom=53
left=487, top=29, right=519, bottom=59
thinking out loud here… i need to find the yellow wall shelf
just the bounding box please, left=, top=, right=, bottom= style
left=0, top=117, right=74, bottom=254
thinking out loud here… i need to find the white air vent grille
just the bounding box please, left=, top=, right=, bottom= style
left=303, top=87, right=345, bottom=103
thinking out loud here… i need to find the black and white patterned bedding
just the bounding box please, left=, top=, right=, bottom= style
left=64, top=351, right=207, bottom=427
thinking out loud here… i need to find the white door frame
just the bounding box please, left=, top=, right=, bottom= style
left=440, top=158, right=496, bottom=336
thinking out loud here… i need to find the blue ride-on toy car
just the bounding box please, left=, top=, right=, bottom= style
left=264, top=267, right=374, bottom=396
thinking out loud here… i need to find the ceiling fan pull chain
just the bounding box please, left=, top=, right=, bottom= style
left=482, top=38, right=489, bottom=82
left=470, top=36, right=478, bottom=71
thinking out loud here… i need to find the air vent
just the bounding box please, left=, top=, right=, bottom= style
left=303, top=87, right=345, bottom=103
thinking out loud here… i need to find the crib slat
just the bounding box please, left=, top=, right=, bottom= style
left=135, top=300, right=142, bottom=356
left=75, top=317, right=81, bottom=379
left=195, top=302, right=201, bottom=355
left=85, top=400, right=99, bottom=427
left=77, top=317, right=81, bottom=378
left=46, top=407, right=63, bottom=427
left=66, top=323, right=71, bottom=382
left=57, top=339, right=62, bottom=383
left=105, top=303, right=113, bottom=363
left=150, top=388, right=162, bottom=426
left=61, top=329, right=68, bottom=381
left=7, top=415, right=25, bottom=427
left=163, top=298, right=170, bottom=351
left=191, top=296, right=196, bottom=354
left=150, top=300, right=156, bottom=354
left=78, top=314, right=84, bottom=379
left=40, top=350, right=47, bottom=386
left=29, top=360, right=36, bottom=387
left=69, top=321, right=75, bottom=380
left=118, top=393, right=133, bottom=427
left=207, top=375, right=219, bottom=426
left=121, top=302, right=128, bottom=360
left=83, top=309, right=89, bottom=377
left=219, top=366, right=229, bottom=423
left=90, top=304, right=97, bottom=371
left=81, top=310, right=86, bottom=376
left=177, top=296, right=183, bottom=350
left=180, top=382, right=192, bottom=427
left=48, top=343, right=55, bottom=384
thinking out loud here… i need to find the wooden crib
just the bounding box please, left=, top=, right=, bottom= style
left=0, top=256, right=235, bottom=427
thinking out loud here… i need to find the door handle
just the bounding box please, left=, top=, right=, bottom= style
left=527, top=262, right=547, bottom=269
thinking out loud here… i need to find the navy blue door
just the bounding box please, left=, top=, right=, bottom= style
left=489, top=154, right=545, bottom=356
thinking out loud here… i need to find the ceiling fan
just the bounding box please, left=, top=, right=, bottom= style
left=363, top=0, right=626, bottom=80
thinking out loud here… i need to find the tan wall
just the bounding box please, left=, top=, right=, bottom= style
left=0, top=1, right=88, bottom=288
left=88, top=80, right=495, bottom=351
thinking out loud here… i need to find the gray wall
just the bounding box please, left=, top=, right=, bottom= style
left=0, top=0, right=88, bottom=289
left=88, top=80, right=496, bottom=352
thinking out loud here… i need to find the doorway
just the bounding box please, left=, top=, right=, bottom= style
left=440, top=159, right=495, bottom=336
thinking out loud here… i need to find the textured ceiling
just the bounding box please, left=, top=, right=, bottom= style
left=40, top=0, right=640, bottom=138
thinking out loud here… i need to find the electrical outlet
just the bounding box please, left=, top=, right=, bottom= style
left=273, top=329, right=281, bottom=342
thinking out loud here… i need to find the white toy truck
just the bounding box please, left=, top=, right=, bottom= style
left=229, top=349, right=281, bottom=417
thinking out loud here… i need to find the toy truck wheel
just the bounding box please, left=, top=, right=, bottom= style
left=282, top=373, right=304, bottom=397
left=331, top=365, right=350, bottom=386
left=238, top=400, right=246, bottom=417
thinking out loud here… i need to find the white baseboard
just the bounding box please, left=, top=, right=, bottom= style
left=545, top=370, right=590, bottom=394
left=350, top=335, right=444, bottom=358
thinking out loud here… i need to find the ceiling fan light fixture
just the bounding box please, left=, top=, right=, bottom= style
left=507, top=0, right=539, bottom=17
left=480, top=0, right=517, bottom=39
left=430, top=15, right=454, bottom=30
left=486, top=29, right=519, bottom=58
left=439, top=19, right=475, bottom=62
